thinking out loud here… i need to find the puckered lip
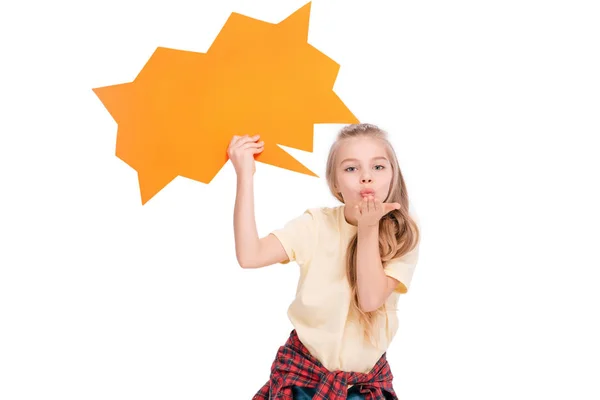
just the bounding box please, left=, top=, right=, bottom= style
left=360, top=188, right=375, bottom=196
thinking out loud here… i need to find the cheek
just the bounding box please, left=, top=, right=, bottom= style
left=378, top=172, right=393, bottom=189
left=335, top=175, right=353, bottom=193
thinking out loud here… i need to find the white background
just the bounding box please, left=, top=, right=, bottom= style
left=1, top=0, right=599, bottom=399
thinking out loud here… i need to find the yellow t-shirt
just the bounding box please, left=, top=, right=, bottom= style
left=270, top=205, right=419, bottom=373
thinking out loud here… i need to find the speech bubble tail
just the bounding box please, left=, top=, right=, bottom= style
left=256, top=143, right=318, bottom=177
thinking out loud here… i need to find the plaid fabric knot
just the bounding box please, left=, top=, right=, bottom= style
left=253, top=330, right=397, bottom=400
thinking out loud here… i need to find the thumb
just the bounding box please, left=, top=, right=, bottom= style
left=384, top=202, right=401, bottom=213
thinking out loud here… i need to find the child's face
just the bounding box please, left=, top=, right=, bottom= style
left=335, top=137, right=393, bottom=206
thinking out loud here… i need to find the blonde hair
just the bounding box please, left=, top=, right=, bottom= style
left=325, top=123, right=420, bottom=344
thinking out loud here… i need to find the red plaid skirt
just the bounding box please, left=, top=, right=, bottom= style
left=253, top=329, right=397, bottom=399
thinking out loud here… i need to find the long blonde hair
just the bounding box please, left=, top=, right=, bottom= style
left=325, top=123, right=420, bottom=343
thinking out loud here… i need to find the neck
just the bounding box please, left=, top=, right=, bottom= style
left=343, top=204, right=358, bottom=226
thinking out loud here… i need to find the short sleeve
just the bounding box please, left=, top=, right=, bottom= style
left=269, top=209, right=317, bottom=265
left=383, top=241, right=419, bottom=294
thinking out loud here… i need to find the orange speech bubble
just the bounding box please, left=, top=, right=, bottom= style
left=93, top=2, right=359, bottom=205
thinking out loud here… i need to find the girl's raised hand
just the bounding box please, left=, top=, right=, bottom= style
left=354, top=196, right=400, bottom=228
left=227, top=134, right=264, bottom=177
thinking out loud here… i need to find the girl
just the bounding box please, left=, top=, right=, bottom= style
left=228, top=123, right=420, bottom=400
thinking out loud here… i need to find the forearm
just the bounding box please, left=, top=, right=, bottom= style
left=233, top=173, right=260, bottom=266
left=356, top=224, right=388, bottom=312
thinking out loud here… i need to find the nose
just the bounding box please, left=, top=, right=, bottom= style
left=361, top=176, right=372, bottom=184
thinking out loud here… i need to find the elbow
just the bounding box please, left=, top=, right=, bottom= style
left=360, top=296, right=383, bottom=313
left=236, top=253, right=252, bottom=269
left=237, top=257, right=253, bottom=269
left=358, top=278, right=388, bottom=312
left=237, top=252, right=260, bottom=269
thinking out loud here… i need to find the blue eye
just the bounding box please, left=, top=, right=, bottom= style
left=374, top=165, right=385, bottom=170
left=345, top=167, right=356, bottom=172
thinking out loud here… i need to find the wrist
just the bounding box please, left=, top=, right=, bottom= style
left=357, top=223, right=379, bottom=234
left=236, top=172, right=254, bottom=185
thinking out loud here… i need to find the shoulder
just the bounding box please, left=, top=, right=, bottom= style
left=279, top=205, right=343, bottom=233
left=304, top=205, right=343, bottom=226
left=304, top=205, right=335, bottom=216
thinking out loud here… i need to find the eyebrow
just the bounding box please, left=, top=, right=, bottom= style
left=340, top=156, right=389, bottom=165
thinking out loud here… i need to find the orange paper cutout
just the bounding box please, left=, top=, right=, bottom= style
left=93, top=2, right=359, bottom=205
